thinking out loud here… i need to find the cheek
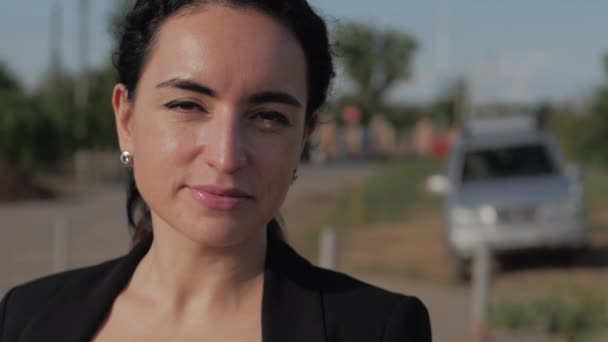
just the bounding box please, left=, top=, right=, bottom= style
left=132, top=113, right=193, bottom=166
left=255, top=132, right=301, bottom=170
left=130, top=111, right=199, bottom=201
left=251, top=133, right=302, bottom=200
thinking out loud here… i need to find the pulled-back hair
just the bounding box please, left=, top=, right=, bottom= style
left=114, top=0, right=335, bottom=244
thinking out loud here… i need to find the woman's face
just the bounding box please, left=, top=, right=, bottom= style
left=113, top=5, right=309, bottom=247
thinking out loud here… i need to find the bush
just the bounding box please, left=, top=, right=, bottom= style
left=320, top=158, right=442, bottom=230
left=491, top=293, right=608, bottom=342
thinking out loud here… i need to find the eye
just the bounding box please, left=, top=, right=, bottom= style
left=251, top=111, right=291, bottom=131
left=164, top=100, right=206, bottom=113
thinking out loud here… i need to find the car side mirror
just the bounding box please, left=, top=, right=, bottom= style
left=427, top=174, right=451, bottom=195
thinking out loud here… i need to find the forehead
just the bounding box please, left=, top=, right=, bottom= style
left=140, top=5, right=307, bottom=96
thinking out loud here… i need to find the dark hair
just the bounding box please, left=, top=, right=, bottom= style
left=115, top=0, right=335, bottom=244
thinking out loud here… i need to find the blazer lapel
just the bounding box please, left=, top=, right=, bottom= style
left=262, top=225, right=327, bottom=342
left=17, top=224, right=327, bottom=342
left=18, top=234, right=152, bottom=342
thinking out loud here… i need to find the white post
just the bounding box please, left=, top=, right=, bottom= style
left=53, top=216, right=71, bottom=273
left=472, top=239, right=491, bottom=342
left=319, top=225, right=337, bottom=270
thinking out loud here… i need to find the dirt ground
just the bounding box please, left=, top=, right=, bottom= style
left=335, top=211, right=608, bottom=341
left=2, top=161, right=607, bottom=341
left=282, top=164, right=608, bottom=341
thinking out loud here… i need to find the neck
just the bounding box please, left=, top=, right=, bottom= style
left=130, top=218, right=267, bottom=314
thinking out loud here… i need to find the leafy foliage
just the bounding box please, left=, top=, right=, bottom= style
left=0, top=0, right=126, bottom=172
left=319, top=159, right=442, bottom=230
left=491, top=292, right=608, bottom=342
left=333, top=22, right=417, bottom=123
left=551, top=54, right=608, bottom=166
left=0, top=62, right=21, bottom=91
left=0, top=64, right=63, bottom=169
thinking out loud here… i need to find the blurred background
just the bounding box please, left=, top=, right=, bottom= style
left=1, top=1, right=608, bottom=341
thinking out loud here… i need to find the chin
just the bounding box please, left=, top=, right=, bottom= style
left=175, top=215, right=266, bottom=249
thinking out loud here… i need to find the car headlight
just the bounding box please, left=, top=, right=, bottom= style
left=451, top=205, right=498, bottom=226
left=479, top=205, right=498, bottom=225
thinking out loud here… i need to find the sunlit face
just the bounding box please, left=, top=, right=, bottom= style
left=113, top=5, right=309, bottom=247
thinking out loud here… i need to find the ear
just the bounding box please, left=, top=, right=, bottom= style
left=113, top=84, right=135, bottom=154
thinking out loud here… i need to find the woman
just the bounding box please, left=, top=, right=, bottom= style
left=0, top=1, right=431, bottom=341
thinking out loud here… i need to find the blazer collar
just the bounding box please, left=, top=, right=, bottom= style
left=19, top=222, right=326, bottom=342
left=262, top=221, right=326, bottom=342
left=18, top=232, right=151, bottom=342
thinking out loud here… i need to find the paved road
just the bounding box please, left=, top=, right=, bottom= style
left=0, top=162, right=377, bottom=296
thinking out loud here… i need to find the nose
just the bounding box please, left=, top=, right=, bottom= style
left=203, top=115, right=247, bottom=174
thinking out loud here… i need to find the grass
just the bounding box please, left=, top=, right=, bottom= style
left=584, top=168, right=608, bottom=201
left=491, top=290, right=608, bottom=342
left=312, top=158, right=443, bottom=235
left=300, top=159, right=608, bottom=338
left=584, top=168, right=608, bottom=239
left=309, top=159, right=608, bottom=238
left=300, top=158, right=608, bottom=284
left=488, top=165, right=608, bottom=340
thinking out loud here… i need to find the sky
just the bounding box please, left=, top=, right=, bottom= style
left=1, top=1, right=607, bottom=104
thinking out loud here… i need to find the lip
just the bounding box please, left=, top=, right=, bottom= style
left=188, top=185, right=252, bottom=210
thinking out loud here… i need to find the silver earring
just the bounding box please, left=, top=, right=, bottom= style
left=120, top=151, right=133, bottom=167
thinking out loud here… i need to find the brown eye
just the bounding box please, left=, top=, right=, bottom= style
left=253, top=111, right=291, bottom=127
left=164, top=100, right=206, bottom=113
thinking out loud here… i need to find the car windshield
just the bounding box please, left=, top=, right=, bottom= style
left=461, top=144, right=557, bottom=183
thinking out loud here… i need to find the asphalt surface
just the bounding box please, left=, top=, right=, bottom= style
left=0, top=162, right=377, bottom=296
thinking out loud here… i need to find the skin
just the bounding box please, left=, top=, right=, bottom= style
left=94, top=4, right=311, bottom=341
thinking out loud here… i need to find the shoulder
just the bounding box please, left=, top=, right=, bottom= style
left=1, top=235, right=151, bottom=341
left=3, top=257, right=121, bottom=303
left=0, top=258, right=122, bottom=340
left=311, top=266, right=431, bottom=341
left=269, top=235, right=431, bottom=341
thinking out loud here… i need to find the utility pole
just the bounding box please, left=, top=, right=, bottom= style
left=74, top=0, right=91, bottom=185
left=50, top=4, right=63, bottom=85
left=75, top=0, right=90, bottom=138
left=434, top=0, right=450, bottom=82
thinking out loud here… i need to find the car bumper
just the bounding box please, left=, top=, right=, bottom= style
left=448, top=218, right=587, bottom=258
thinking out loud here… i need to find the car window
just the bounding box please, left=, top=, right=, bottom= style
left=461, top=144, right=557, bottom=183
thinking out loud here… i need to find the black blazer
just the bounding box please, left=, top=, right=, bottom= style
left=0, top=228, right=431, bottom=341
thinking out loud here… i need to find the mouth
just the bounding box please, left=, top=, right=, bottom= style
left=187, top=185, right=253, bottom=210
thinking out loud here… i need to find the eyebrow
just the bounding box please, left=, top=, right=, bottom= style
left=249, top=91, right=302, bottom=108
left=156, top=78, right=217, bottom=97
left=156, top=78, right=302, bottom=108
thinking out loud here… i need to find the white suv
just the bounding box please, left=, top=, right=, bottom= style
left=438, top=116, right=587, bottom=278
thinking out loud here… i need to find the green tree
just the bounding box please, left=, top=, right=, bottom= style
left=84, top=64, right=118, bottom=149
left=570, top=54, right=608, bottom=166
left=0, top=62, right=20, bottom=91
left=0, top=62, right=63, bottom=169
left=0, top=0, right=133, bottom=172
left=334, top=22, right=417, bottom=118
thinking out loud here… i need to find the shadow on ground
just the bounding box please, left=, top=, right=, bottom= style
left=497, top=245, right=608, bottom=272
